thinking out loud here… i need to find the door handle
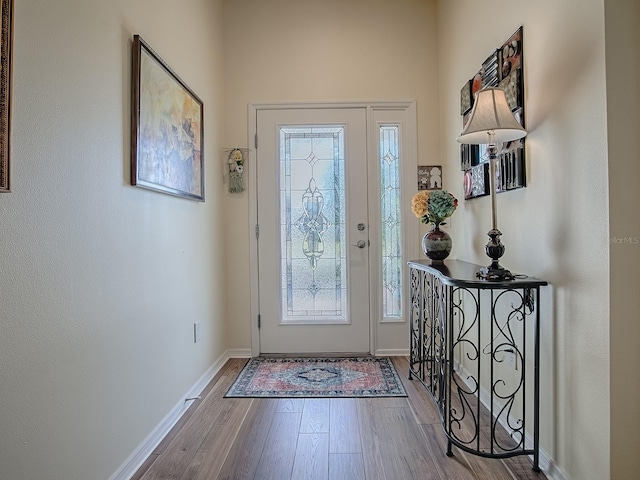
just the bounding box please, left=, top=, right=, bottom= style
left=352, top=240, right=367, bottom=249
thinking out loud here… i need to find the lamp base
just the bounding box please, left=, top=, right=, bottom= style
left=476, top=263, right=515, bottom=281
left=476, top=228, right=515, bottom=281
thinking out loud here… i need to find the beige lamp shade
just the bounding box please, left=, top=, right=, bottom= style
left=457, top=88, right=526, bottom=144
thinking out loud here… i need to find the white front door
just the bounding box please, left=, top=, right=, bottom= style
left=256, top=108, right=370, bottom=353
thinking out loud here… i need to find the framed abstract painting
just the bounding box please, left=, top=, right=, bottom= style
left=131, top=35, right=204, bottom=201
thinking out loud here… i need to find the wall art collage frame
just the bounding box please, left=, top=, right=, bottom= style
left=460, top=26, right=526, bottom=200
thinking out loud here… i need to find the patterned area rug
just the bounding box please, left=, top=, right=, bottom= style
left=224, top=357, right=407, bottom=398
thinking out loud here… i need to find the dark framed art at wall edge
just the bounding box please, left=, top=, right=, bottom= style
left=0, top=0, right=13, bottom=192
left=460, top=26, right=526, bottom=200
left=131, top=34, right=205, bottom=201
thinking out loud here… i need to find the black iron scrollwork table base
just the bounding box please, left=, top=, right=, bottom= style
left=408, top=259, right=547, bottom=472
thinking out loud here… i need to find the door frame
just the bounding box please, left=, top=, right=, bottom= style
left=248, top=101, right=418, bottom=356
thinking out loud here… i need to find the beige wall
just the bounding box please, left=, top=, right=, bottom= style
left=0, top=1, right=225, bottom=479
left=605, top=0, right=640, bottom=477
left=436, top=1, right=610, bottom=479
left=2, top=1, right=635, bottom=479
left=222, top=0, right=440, bottom=351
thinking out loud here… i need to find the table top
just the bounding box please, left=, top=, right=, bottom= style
left=408, top=259, right=548, bottom=288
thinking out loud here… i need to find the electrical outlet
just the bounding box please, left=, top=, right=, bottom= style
left=194, top=321, right=201, bottom=343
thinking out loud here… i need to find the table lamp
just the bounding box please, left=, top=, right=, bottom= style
left=457, top=87, right=527, bottom=280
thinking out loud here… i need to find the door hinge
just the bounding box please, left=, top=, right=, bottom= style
left=257, top=314, right=261, bottom=328
left=255, top=224, right=259, bottom=239
left=254, top=133, right=258, bottom=149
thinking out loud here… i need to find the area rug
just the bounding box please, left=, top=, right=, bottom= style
left=224, top=357, right=407, bottom=398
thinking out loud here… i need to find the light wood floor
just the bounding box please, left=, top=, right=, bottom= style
left=132, top=357, right=547, bottom=480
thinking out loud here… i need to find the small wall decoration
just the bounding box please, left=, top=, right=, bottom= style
left=417, top=165, right=442, bottom=190
left=460, top=80, right=472, bottom=116
left=0, top=0, right=13, bottom=192
left=460, top=26, right=526, bottom=198
left=226, top=147, right=248, bottom=193
left=131, top=35, right=204, bottom=201
left=481, top=49, right=500, bottom=88
left=496, top=142, right=525, bottom=192
left=460, top=144, right=478, bottom=171
left=463, top=163, right=490, bottom=200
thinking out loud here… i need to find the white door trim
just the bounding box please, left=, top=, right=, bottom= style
left=248, top=101, right=418, bottom=357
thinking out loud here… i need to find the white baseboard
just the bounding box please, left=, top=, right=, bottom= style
left=542, top=460, right=570, bottom=480
left=375, top=348, right=409, bottom=357
left=226, top=348, right=253, bottom=358
left=109, top=349, right=248, bottom=480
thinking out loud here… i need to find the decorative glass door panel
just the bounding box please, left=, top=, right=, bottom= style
left=379, top=125, right=403, bottom=320
left=280, top=127, right=347, bottom=323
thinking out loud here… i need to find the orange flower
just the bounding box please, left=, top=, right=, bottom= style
left=411, top=191, right=430, bottom=218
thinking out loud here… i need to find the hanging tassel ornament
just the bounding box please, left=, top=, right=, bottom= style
left=226, top=148, right=246, bottom=193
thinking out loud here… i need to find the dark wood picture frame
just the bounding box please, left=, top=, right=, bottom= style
left=131, top=35, right=205, bottom=201
left=0, top=0, right=13, bottom=192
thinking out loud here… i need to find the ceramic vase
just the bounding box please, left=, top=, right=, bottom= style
left=422, top=223, right=452, bottom=263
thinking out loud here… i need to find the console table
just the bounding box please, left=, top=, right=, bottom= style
left=408, top=259, right=547, bottom=471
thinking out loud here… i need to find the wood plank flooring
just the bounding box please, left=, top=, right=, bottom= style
left=132, top=357, right=547, bottom=480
